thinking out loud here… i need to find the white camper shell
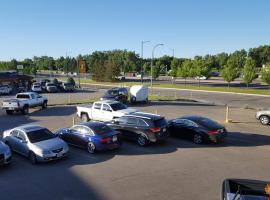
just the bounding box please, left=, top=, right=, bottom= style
left=130, top=85, right=148, bottom=103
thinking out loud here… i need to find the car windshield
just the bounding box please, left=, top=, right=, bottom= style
left=110, top=103, right=127, bottom=111
left=91, top=124, right=113, bottom=135
left=26, top=128, right=56, bottom=143
left=106, top=90, right=119, bottom=96
left=153, top=118, right=167, bottom=127
left=47, top=83, right=55, bottom=86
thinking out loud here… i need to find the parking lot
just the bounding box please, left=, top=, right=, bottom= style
left=1, top=89, right=270, bottom=200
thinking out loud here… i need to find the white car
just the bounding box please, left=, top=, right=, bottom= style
left=31, top=83, right=42, bottom=93
left=3, top=124, right=69, bottom=164
left=2, top=92, right=48, bottom=115
left=0, top=85, right=12, bottom=95
left=195, top=76, right=208, bottom=80
left=77, top=100, right=137, bottom=122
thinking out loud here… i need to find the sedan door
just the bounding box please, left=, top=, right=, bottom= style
left=171, top=119, right=195, bottom=139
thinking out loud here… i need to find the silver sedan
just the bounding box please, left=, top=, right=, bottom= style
left=3, top=124, right=69, bottom=164
left=0, top=141, right=12, bottom=165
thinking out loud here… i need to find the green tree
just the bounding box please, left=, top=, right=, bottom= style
left=221, top=57, right=240, bottom=87
left=170, top=58, right=180, bottom=78
left=177, top=60, right=191, bottom=85
left=261, top=63, right=270, bottom=89
left=243, top=57, right=257, bottom=87
left=152, top=65, right=160, bottom=80
left=67, top=77, right=76, bottom=86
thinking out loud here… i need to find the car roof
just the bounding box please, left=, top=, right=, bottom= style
left=15, top=124, right=45, bottom=132
left=178, top=115, right=206, bottom=121
left=77, top=121, right=106, bottom=128
left=125, top=112, right=162, bottom=120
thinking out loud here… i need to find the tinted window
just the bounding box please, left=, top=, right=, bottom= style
left=137, top=119, right=148, bottom=127
left=153, top=118, right=167, bottom=127
left=126, top=117, right=137, bottom=125
left=91, top=124, right=113, bottom=135
left=47, top=83, right=55, bottom=87
left=106, top=90, right=119, bottom=96
left=71, top=126, right=92, bottom=135
left=193, top=118, right=221, bottom=129
left=110, top=103, right=127, bottom=111
left=17, top=94, right=30, bottom=99
left=102, top=104, right=112, bottom=112
left=117, top=117, right=128, bottom=125
left=94, top=103, right=102, bottom=110
left=26, top=128, right=56, bottom=143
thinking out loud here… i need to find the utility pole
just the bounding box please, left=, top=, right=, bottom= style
left=141, top=41, right=150, bottom=83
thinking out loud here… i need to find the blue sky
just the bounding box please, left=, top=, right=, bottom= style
left=0, top=0, right=270, bottom=60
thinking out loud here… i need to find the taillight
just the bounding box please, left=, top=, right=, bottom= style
left=100, top=137, right=110, bottom=143
left=208, top=130, right=218, bottom=135
left=149, top=127, right=161, bottom=133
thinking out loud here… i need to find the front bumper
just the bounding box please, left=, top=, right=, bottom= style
left=36, top=150, right=68, bottom=162
left=96, top=142, right=121, bottom=151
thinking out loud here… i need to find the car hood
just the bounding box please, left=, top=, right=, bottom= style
left=0, top=142, right=9, bottom=153
left=33, top=137, right=66, bottom=151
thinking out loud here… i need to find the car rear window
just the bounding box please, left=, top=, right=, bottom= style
left=194, top=118, right=222, bottom=129
left=91, top=124, right=113, bottom=135
left=153, top=118, right=167, bottom=127
left=26, top=128, right=56, bottom=143
left=17, top=94, right=30, bottom=99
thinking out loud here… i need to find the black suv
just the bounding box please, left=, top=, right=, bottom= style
left=100, top=87, right=128, bottom=104
left=107, top=112, right=169, bottom=146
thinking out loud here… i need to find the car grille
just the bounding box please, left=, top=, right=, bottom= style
left=0, top=154, right=4, bottom=163
left=52, top=148, right=63, bottom=153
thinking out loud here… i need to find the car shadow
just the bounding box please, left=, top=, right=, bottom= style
left=168, top=131, right=270, bottom=148
left=30, top=106, right=76, bottom=117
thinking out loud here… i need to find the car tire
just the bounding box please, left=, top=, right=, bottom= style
left=42, top=101, right=47, bottom=109
left=29, top=151, right=37, bottom=165
left=87, top=142, right=96, bottom=154
left=137, top=135, right=148, bottom=147
left=81, top=113, right=89, bottom=122
left=21, top=105, right=29, bottom=115
left=193, top=134, right=203, bottom=144
left=6, top=110, right=14, bottom=115
left=259, top=115, right=270, bottom=125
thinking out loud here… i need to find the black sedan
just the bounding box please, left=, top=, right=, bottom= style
left=168, top=115, right=227, bottom=144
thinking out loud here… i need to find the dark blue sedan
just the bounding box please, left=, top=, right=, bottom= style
left=55, top=122, right=121, bottom=154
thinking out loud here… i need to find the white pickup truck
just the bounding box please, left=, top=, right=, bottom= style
left=77, top=100, right=137, bottom=122
left=2, top=92, right=48, bottom=115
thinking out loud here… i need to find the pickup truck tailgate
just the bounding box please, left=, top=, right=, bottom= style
left=2, top=99, right=19, bottom=108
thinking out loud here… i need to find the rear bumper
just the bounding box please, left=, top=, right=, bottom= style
left=209, top=132, right=228, bottom=143
left=148, top=131, right=170, bottom=143
left=36, top=152, right=68, bottom=162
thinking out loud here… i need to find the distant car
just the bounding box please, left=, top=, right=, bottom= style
left=107, top=112, right=169, bottom=146
left=55, top=122, right=120, bottom=154
left=31, top=83, right=42, bottom=93
left=0, top=85, right=12, bottom=95
left=61, top=82, right=75, bottom=92
left=46, top=83, right=58, bottom=93
left=100, top=87, right=129, bottom=103
left=256, top=109, right=270, bottom=125
left=115, top=75, right=125, bottom=81
left=0, top=141, right=12, bottom=166
left=195, top=76, right=208, bottom=80
left=130, top=85, right=148, bottom=103
left=221, top=179, right=270, bottom=200
left=3, top=124, right=69, bottom=164
left=168, top=116, right=227, bottom=144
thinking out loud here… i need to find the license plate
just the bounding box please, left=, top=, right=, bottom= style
left=163, top=128, right=166, bottom=132
left=112, top=136, right=117, bottom=142
left=8, top=107, right=15, bottom=110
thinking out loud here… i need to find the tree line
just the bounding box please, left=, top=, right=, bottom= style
left=1, top=45, right=270, bottom=86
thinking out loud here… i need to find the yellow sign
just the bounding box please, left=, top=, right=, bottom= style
left=79, top=60, right=87, bottom=73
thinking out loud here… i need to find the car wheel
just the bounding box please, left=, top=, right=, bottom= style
left=29, top=152, right=37, bottom=164
left=21, top=105, right=29, bottom=115
left=81, top=113, right=89, bottom=122
left=193, top=134, right=203, bottom=144
left=87, top=142, right=96, bottom=154
left=42, top=101, right=47, bottom=109
left=6, top=110, right=14, bottom=115
left=260, top=115, right=270, bottom=125
left=137, top=135, right=148, bottom=147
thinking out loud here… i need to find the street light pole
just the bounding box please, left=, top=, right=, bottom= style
left=141, top=41, right=150, bottom=83
left=151, top=44, right=164, bottom=90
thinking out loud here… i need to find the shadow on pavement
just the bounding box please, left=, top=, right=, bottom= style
left=131, top=101, right=215, bottom=108
left=31, top=106, right=76, bottom=117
